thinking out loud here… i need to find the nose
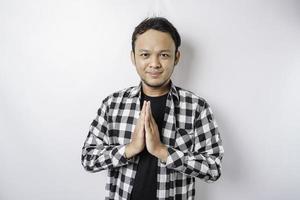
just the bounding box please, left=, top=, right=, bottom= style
left=149, top=55, right=161, bottom=68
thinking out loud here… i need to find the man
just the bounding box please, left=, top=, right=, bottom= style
left=81, top=17, right=224, bottom=200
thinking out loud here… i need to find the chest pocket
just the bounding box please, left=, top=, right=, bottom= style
left=175, top=128, right=194, bottom=152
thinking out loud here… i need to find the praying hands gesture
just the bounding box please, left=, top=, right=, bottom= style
left=125, top=101, right=168, bottom=162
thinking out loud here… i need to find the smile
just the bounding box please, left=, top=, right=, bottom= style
left=147, top=72, right=162, bottom=78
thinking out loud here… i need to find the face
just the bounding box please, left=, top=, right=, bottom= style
left=131, top=29, right=180, bottom=90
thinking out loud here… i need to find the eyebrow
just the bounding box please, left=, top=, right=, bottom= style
left=138, top=49, right=172, bottom=53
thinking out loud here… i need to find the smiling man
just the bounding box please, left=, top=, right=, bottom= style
left=81, top=17, right=224, bottom=200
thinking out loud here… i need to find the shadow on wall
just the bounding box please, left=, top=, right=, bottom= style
left=172, top=39, right=197, bottom=87
left=218, top=112, right=244, bottom=181
left=195, top=106, right=244, bottom=199
left=173, top=39, right=244, bottom=199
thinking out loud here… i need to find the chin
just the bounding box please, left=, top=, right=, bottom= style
left=143, top=78, right=168, bottom=88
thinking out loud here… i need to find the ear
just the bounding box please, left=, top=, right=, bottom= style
left=131, top=51, right=136, bottom=66
left=174, top=50, right=180, bottom=66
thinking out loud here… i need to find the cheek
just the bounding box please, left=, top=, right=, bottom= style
left=139, top=64, right=151, bottom=74
left=135, top=59, right=147, bottom=68
left=163, top=61, right=175, bottom=72
left=135, top=63, right=146, bottom=75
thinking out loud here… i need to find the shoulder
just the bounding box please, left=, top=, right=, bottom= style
left=175, top=86, right=207, bottom=108
left=174, top=86, right=216, bottom=120
left=101, top=86, right=136, bottom=105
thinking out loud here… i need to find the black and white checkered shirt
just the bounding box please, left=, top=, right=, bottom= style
left=81, top=80, right=224, bottom=200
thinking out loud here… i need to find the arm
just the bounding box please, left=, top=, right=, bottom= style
left=81, top=100, right=134, bottom=172
left=162, top=101, right=224, bottom=182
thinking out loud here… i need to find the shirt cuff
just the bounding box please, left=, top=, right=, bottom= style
left=161, top=146, right=185, bottom=170
left=110, top=144, right=136, bottom=166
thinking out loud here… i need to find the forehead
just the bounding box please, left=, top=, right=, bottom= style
left=135, top=29, right=175, bottom=51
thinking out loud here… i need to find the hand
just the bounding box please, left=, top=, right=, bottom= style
left=145, top=101, right=168, bottom=161
left=125, top=100, right=146, bottom=159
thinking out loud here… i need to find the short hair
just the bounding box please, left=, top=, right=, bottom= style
left=131, top=17, right=181, bottom=53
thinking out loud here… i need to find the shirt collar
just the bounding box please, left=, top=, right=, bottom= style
left=129, top=80, right=179, bottom=102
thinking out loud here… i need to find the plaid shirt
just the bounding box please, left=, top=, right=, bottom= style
left=81, top=81, right=224, bottom=200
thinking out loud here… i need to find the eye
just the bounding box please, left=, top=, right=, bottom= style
left=160, top=53, right=170, bottom=58
left=140, top=53, right=149, bottom=58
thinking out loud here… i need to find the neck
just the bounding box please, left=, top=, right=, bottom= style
left=142, top=80, right=171, bottom=97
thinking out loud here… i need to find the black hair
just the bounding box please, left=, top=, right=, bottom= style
left=131, top=17, right=181, bottom=53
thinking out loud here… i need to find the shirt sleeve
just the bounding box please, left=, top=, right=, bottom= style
left=162, top=101, right=224, bottom=182
left=81, top=99, right=135, bottom=172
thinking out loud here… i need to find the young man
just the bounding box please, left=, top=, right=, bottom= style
left=81, top=17, right=224, bottom=200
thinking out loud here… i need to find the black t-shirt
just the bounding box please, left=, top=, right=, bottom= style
left=130, top=90, right=168, bottom=200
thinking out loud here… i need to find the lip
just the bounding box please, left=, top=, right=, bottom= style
left=147, top=72, right=162, bottom=78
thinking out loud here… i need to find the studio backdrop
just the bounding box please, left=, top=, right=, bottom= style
left=0, top=0, right=299, bottom=200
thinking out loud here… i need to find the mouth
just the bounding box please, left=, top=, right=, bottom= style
left=147, top=71, right=162, bottom=78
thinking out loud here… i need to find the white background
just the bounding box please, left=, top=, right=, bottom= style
left=1, top=0, right=299, bottom=200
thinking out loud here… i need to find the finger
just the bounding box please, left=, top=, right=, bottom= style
left=140, top=101, right=146, bottom=117
left=145, top=102, right=151, bottom=129
left=147, top=102, right=156, bottom=132
left=145, top=101, right=149, bottom=119
left=147, top=101, right=156, bottom=127
left=143, top=100, right=147, bottom=110
left=148, top=102, right=155, bottom=123
left=145, top=111, right=151, bottom=133
left=147, top=101, right=151, bottom=119
left=141, top=101, right=147, bottom=130
left=140, top=107, right=145, bottom=126
left=148, top=101, right=153, bottom=117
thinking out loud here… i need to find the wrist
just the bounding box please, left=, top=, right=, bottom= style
left=125, top=143, right=135, bottom=159
left=125, top=142, right=142, bottom=159
left=154, top=144, right=168, bottom=162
